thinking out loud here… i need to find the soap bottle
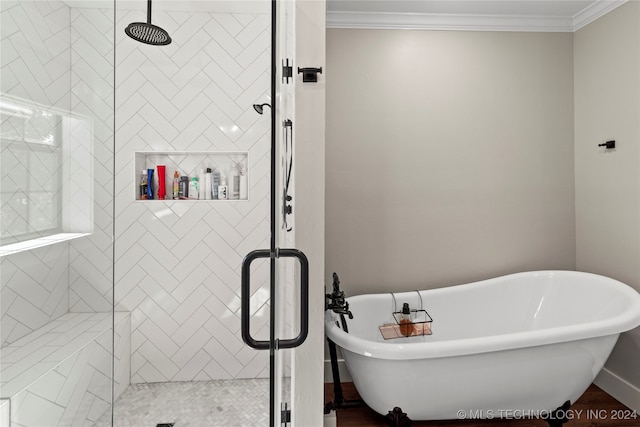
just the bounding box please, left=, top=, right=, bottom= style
left=179, top=176, right=189, bottom=199
left=146, top=169, right=154, bottom=200
left=157, top=165, right=166, bottom=200
left=172, top=171, right=180, bottom=199
left=188, top=176, right=199, bottom=200
left=139, top=170, right=148, bottom=200
left=218, top=174, right=228, bottom=200
left=229, top=163, right=240, bottom=200
left=204, top=168, right=213, bottom=200
left=198, top=170, right=206, bottom=200
left=399, top=303, right=413, bottom=337
left=238, top=163, right=247, bottom=200
left=212, top=168, right=221, bottom=199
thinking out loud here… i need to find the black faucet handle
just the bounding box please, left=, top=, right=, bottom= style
left=326, top=272, right=353, bottom=319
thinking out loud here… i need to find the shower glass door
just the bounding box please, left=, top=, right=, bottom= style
left=110, top=0, right=303, bottom=425
left=241, top=0, right=306, bottom=425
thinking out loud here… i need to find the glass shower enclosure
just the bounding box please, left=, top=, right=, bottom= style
left=1, top=0, right=117, bottom=425
left=1, top=0, right=299, bottom=425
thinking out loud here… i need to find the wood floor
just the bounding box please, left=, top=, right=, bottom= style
left=325, top=382, right=640, bottom=427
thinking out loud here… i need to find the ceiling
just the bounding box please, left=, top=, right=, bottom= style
left=326, top=0, right=628, bottom=31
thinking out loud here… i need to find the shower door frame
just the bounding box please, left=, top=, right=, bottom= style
left=240, top=1, right=309, bottom=426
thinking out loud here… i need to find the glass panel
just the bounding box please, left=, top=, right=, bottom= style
left=0, top=0, right=116, bottom=425
left=110, top=0, right=275, bottom=425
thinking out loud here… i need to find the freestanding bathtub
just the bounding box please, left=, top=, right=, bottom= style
left=325, top=271, right=640, bottom=421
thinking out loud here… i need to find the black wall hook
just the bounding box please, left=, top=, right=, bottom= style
left=598, top=140, right=615, bottom=149
left=298, top=67, right=322, bottom=83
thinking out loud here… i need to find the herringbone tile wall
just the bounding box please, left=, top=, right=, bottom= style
left=3, top=313, right=130, bottom=427
left=0, top=0, right=72, bottom=346
left=1, top=1, right=115, bottom=343
left=1, top=1, right=122, bottom=423
left=114, top=7, right=273, bottom=383
left=2, top=0, right=277, bottom=397
left=67, top=5, right=116, bottom=314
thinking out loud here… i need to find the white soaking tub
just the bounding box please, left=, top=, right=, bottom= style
left=325, top=271, right=640, bottom=421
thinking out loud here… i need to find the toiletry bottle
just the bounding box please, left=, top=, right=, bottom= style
left=399, top=303, right=413, bottom=337
left=157, top=165, right=166, bottom=200
left=188, top=176, right=199, bottom=200
left=218, top=174, right=228, bottom=200
left=212, top=168, right=220, bottom=199
left=172, top=171, right=180, bottom=199
left=239, top=163, right=247, bottom=200
left=146, top=168, right=154, bottom=200
left=140, top=170, right=148, bottom=200
left=179, top=176, right=189, bottom=199
left=229, top=163, right=240, bottom=200
left=198, top=170, right=206, bottom=200
left=205, top=168, right=212, bottom=200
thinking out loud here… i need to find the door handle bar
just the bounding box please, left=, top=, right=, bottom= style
left=241, top=248, right=309, bottom=350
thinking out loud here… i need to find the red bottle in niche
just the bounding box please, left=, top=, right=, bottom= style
left=157, top=165, right=166, bottom=200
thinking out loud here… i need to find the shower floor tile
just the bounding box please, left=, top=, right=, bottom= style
left=96, top=378, right=271, bottom=427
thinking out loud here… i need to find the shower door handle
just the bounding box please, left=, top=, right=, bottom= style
left=241, top=248, right=309, bottom=350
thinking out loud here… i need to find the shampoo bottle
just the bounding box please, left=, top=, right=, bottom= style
left=218, top=174, right=228, bottom=200
left=229, top=164, right=240, bottom=200
left=188, top=177, right=199, bottom=200
left=179, top=176, right=189, bottom=199
left=146, top=169, right=154, bottom=200
left=205, top=168, right=213, bottom=200
left=139, top=170, right=148, bottom=200
left=157, top=165, right=166, bottom=200
left=198, top=171, right=206, bottom=200
left=172, top=171, right=180, bottom=199
left=238, top=163, right=247, bottom=200
left=212, top=169, right=220, bottom=199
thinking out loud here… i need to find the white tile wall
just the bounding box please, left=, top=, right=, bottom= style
left=1, top=312, right=130, bottom=427
left=0, top=244, right=69, bottom=346
left=1, top=1, right=121, bottom=424
left=67, top=6, right=116, bottom=313
left=115, top=8, right=273, bottom=383
left=1, top=0, right=115, bottom=344
left=0, top=0, right=73, bottom=345
left=2, top=0, right=275, bottom=405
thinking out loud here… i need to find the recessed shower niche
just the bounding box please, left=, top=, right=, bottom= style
left=134, top=151, right=249, bottom=201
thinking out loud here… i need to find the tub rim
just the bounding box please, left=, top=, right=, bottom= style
left=325, top=270, right=640, bottom=360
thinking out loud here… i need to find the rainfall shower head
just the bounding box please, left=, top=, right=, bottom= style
left=125, top=0, right=171, bottom=46
left=253, top=103, right=271, bottom=115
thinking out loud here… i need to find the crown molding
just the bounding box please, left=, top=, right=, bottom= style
left=572, top=0, right=627, bottom=31
left=326, top=11, right=573, bottom=32
left=326, top=1, right=628, bottom=33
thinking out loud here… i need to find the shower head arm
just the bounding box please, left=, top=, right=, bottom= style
left=147, top=0, right=152, bottom=23
left=253, top=103, right=272, bottom=115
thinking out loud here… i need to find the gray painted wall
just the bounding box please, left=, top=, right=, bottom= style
left=326, top=29, right=576, bottom=297
left=574, top=1, right=640, bottom=405
left=325, top=3, right=640, bottom=407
